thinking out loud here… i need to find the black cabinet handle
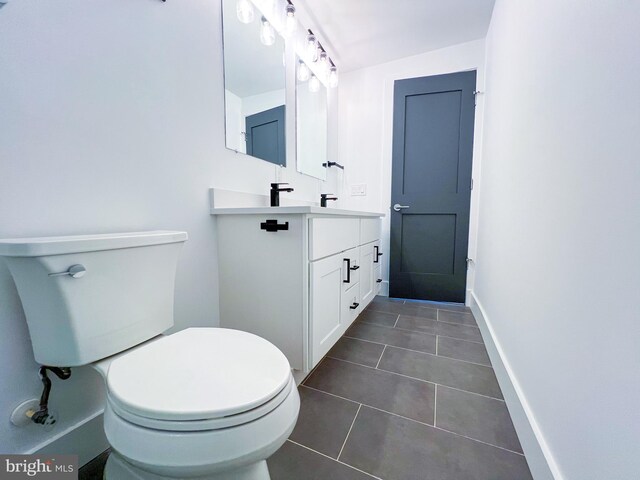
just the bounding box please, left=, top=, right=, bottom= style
left=343, top=258, right=351, bottom=283
left=260, top=219, right=289, bottom=232
left=376, top=279, right=382, bottom=283
left=350, top=302, right=360, bottom=310
left=374, top=245, right=383, bottom=263
left=350, top=265, right=360, bottom=271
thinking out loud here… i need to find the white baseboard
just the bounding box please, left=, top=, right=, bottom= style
left=470, top=292, right=561, bottom=480
left=29, top=410, right=109, bottom=467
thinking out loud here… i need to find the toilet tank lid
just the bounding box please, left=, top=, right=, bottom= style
left=0, top=231, right=188, bottom=257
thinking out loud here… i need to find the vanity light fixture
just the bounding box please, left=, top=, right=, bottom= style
left=283, top=2, right=297, bottom=37
left=297, top=60, right=311, bottom=82
left=306, top=32, right=318, bottom=62
left=260, top=16, right=276, bottom=46
left=308, top=74, right=320, bottom=93
left=328, top=65, right=339, bottom=88
left=236, top=0, right=255, bottom=24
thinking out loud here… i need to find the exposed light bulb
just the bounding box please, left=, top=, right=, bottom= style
left=306, top=34, right=318, bottom=62
left=297, top=60, right=310, bottom=82
left=328, top=66, right=339, bottom=88
left=283, top=4, right=297, bottom=38
left=318, top=50, right=329, bottom=72
left=260, top=17, right=276, bottom=46
left=309, top=74, right=320, bottom=93
left=236, top=0, right=255, bottom=24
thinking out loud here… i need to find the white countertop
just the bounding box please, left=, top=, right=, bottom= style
left=210, top=206, right=385, bottom=217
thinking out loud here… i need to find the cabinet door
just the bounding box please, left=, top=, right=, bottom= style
left=342, top=284, right=361, bottom=331
left=360, top=242, right=375, bottom=307
left=310, top=254, right=345, bottom=367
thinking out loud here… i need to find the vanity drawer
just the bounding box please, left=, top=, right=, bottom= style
left=341, top=283, right=361, bottom=330
left=360, top=218, right=381, bottom=245
left=309, top=218, right=360, bottom=260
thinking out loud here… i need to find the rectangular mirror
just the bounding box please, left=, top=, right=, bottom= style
left=222, top=0, right=287, bottom=166
left=296, top=59, right=328, bottom=180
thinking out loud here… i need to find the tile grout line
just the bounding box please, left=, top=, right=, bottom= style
left=435, top=335, right=438, bottom=355
left=393, top=314, right=400, bottom=327
left=343, top=335, right=491, bottom=368
left=286, top=440, right=382, bottom=479
left=374, top=345, right=387, bottom=369
left=337, top=404, right=362, bottom=461
left=434, top=384, right=437, bottom=427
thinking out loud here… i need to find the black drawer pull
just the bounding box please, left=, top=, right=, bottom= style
left=344, top=258, right=351, bottom=283
left=260, top=219, right=289, bottom=232
left=350, top=302, right=360, bottom=310
left=350, top=265, right=360, bottom=271
left=374, top=245, right=383, bottom=263
left=376, top=279, right=382, bottom=283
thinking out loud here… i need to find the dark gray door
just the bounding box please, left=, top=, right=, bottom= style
left=245, top=105, right=285, bottom=166
left=390, top=71, right=476, bottom=303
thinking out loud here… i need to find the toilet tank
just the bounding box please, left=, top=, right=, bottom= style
left=0, top=231, right=187, bottom=366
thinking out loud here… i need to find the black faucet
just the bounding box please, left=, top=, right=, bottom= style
left=320, top=193, right=338, bottom=207
left=270, top=183, right=294, bottom=207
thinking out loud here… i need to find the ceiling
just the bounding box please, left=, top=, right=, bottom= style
left=295, top=0, right=495, bottom=71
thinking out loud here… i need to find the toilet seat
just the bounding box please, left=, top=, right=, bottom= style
left=105, top=328, right=292, bottom=429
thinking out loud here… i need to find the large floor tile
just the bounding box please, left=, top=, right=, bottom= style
left=346, top=322, right=436, bottom=354
left=340, top=407, right=532, bottom=480
left=378, top=346, right=503, bottom=399
left=305, top=357, right=435, bottom=424
left=438, top=309, right=477, bottom=326
left=290, top=386, right=360, bottom=458
left=437, top=336, right=491, bottom=366
left=268, top=441, right=376, bottom=480
left=358, top=308, right=398, bottom=327
left=436, top=386, right=523, bottom=453
left=368, top=298, right=438, bottom=320
left=396, top=315, right=484, bottom=343
left=404, top=298, right=471, bottom=313
left=327, top=336, right=385, bottom=367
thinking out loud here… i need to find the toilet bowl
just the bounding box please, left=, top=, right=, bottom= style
left=0, top=232, right=300, bottom=479
left=95, top=328, right=300, bottom=480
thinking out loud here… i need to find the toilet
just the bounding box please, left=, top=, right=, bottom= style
left=0, top=231, right=300, bottom=480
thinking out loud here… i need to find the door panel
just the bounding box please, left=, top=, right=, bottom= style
left=390, top=71, right=476, bottom=303
left=310, top=254, right=343, bottom=367
left=245, top=105, right=285, bottom=166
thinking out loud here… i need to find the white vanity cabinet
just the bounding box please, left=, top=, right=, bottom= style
left=213, top=207, right=383, bottom=377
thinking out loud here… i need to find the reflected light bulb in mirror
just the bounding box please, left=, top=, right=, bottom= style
left=283, top=4, right=297, bottom=37
left=260, top=17, right=276, bottom=46
left=328, top=66, right=339, bottom=88
left=236, top=0, right=254, bottom=24
left=306, top=34, right=318, bottom=62
left=298, top=61, right=310, bottom=82
left=309, top=75, right=320, bottom=93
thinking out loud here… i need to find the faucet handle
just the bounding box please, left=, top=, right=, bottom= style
left=271, top=182, right=290, bottom=189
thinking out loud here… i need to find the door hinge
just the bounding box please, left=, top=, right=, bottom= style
left=473, top=90, right=483, bottom=106
left=466, top=258, right=474, bottom=269
left=470, top=178, right=474, bottom=190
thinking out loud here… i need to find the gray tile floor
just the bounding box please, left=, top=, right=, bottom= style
left=268, top=296, right=533, bottom=480
left=80, top=296, right=532, bottom=480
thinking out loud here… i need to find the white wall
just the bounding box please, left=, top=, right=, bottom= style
left=474, top=1, right=640, bottom=479
left=335, top=39, right=486, bottom=298
left=0, top=0, right=334, bottom=459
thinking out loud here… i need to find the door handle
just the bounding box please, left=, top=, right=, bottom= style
left=393, top=203, right=410, bottom=212
left=343, top=258, right=351, bottom=283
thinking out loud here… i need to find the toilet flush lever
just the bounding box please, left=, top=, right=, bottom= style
left=48, top=264, right=86, bottom=278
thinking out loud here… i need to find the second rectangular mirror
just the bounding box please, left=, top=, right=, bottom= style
left=222, top=0, right=287, bottom=166
left=296, top=58, right=328, bottom=180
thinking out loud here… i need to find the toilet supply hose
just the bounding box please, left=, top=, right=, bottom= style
left=30, top=366, right=72, bottom=426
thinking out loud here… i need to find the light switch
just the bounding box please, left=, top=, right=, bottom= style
left=350, top=184, right=367, bottom=196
